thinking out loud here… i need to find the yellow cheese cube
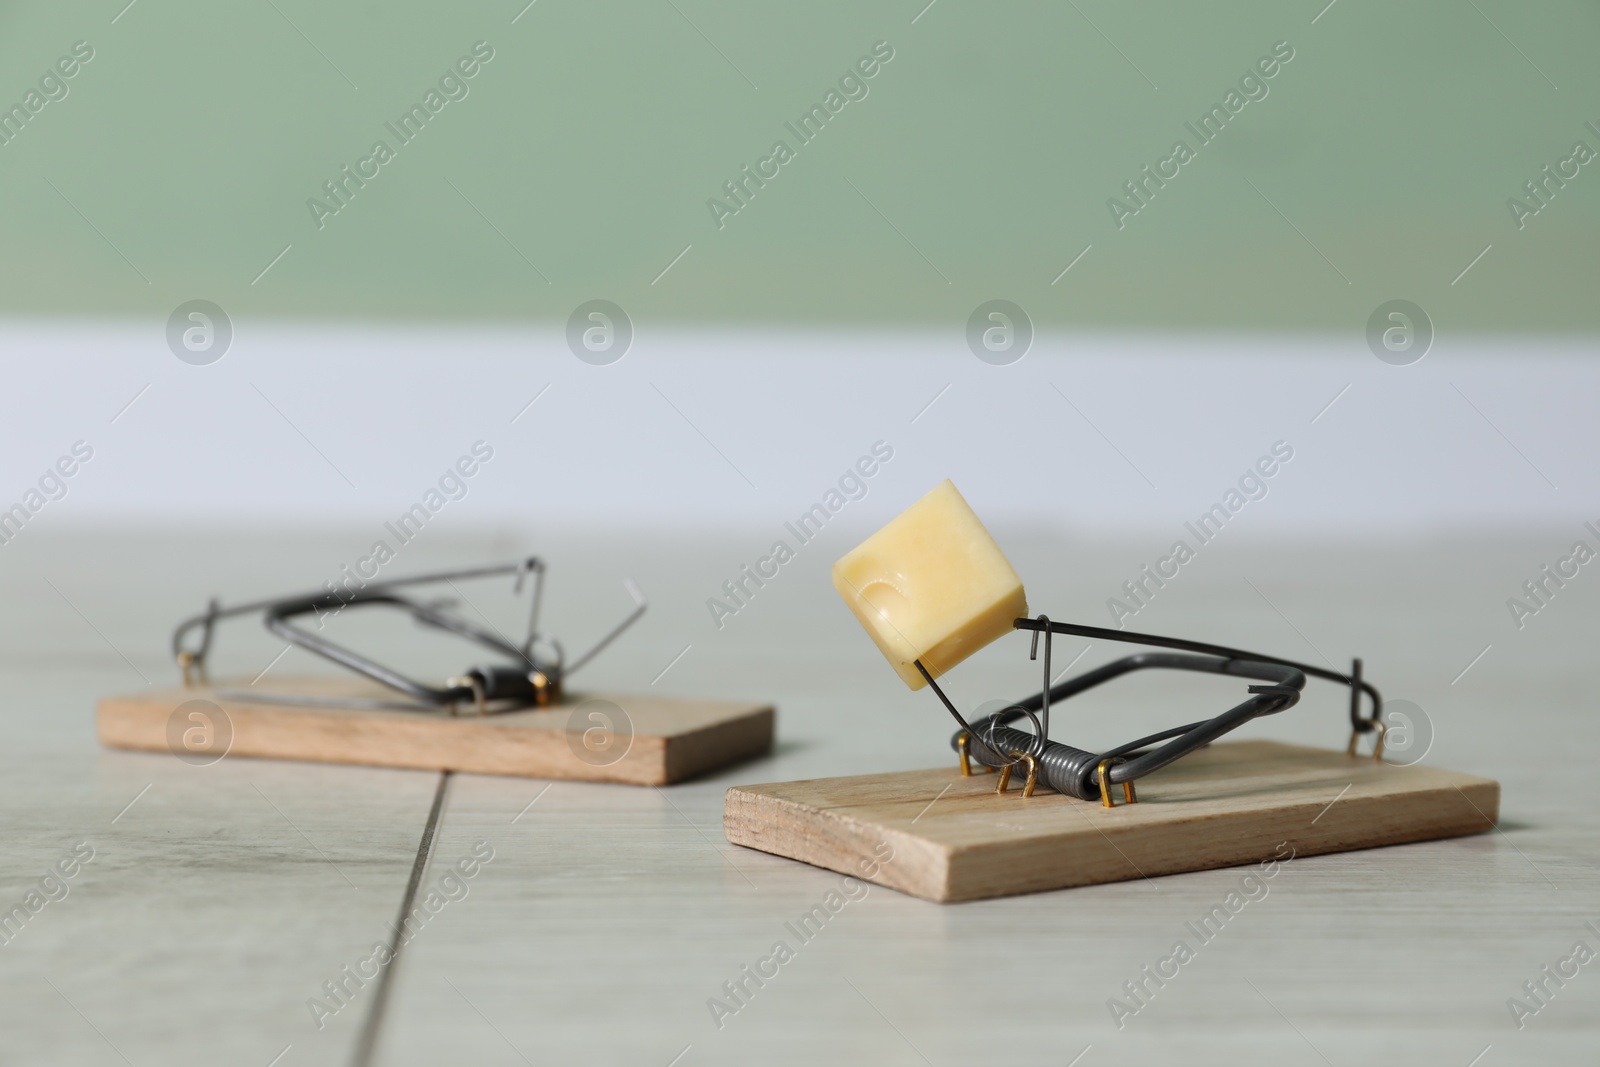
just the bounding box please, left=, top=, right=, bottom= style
left=833, top=480, right=1027, bottom=689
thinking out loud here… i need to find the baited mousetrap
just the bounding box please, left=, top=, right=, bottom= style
left=723, top=481, right=1499, bottom=902
left=98, top=558, right=772, bottom=785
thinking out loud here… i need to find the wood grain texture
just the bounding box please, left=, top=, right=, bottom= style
left=725, top=741, right=1500, bottom=902
left=98, top=676, right=773, bottom=786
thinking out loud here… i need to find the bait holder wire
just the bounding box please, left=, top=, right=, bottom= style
left=170, top=557, right=646, bottom=715
left=916, top=616, right=1385, bottom=806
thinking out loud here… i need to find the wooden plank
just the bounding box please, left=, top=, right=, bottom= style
left=724, top=740, right=1500, bottom=902
left=98, top=676, right=773, bottom=786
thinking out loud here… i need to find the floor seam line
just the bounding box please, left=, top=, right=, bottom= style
left=351, top=770, right=452, bottom=1067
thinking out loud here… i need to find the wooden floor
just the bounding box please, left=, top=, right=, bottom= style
left=3, top=528, right=1596, bottom=1066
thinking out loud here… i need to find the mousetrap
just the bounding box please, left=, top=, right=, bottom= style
left=97, top=558, right=772, bottom=785
left=723, top=481, right=1500, bottom=901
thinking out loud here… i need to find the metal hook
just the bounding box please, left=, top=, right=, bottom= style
left=176, top=597, right=220, bottom=685
left=528, top=669, right=556, bottom=708
left=178, top=650, right=198, bottom=688
left=1097, top=757, right=1137, bottom=808
left=996, top=750, right=1040, bottom=797
left=1347, top=719, right=1387, bottom=761
left=956, top=732, right=994, bottom=776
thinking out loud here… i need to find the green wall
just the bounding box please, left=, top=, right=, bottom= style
left=2, top=0, right=1596, bottom=329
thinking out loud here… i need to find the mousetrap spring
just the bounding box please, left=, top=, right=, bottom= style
left=921, top=617, right=1385, bottom=805
left=170, top=557, right=645, bottom=714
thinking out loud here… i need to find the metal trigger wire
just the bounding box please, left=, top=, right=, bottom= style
left=1035, top=615, right=1052, bottom=754
left=518, top=558, right=547, bottom=660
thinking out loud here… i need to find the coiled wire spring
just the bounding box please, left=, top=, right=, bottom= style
left=916, top=616, right=1383, bottom=802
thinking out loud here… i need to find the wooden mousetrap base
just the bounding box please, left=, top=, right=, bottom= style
left=724, top=740, right=1499, bottom=902
left=98, top=676, right=773, bottom=786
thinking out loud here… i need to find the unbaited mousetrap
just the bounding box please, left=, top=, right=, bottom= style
left=723, top=482, right=1499, bottom=902
left=98, top=558, right=772, bottom=785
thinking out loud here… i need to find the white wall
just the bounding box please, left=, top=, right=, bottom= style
left=0, top=322, right=1592, bottom=540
